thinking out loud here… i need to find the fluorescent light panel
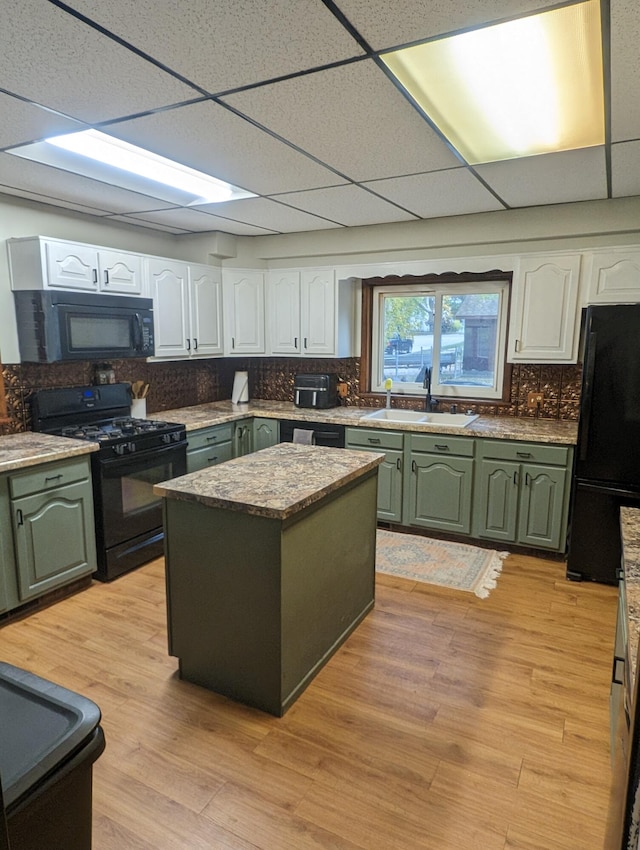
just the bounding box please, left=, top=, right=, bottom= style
left=382, top=0, right=604, bottom=164
left=8, top=129, right=256, bottom=204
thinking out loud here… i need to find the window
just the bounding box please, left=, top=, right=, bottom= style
left=367, top=273, right=511, bottom=401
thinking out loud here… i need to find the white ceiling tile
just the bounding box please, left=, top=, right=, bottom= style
left=332, top=0, right=560, bottom=49
left=2, top=0, right=197, bottom=123
left=273, top=185, right=418, bottom=226
left=610, top=0, right=640, bottom=142
left=113, top=207, right=279, bottom=236
left=0, top=93, right=86, bottom=149
left=197, top=197, right=343, bottom=233
left=361, top=169, right=505, bottom=218
left=107, top=101, right=346, bottom=196
left=474, top=148, right=608, bottom=208
left=611, top=141, right=640, bottom=197
left=223, top=60, right=461, bottom=181
left=0, top=153, right=178, bottom=214
left=60, top=0, right=364, bottom=92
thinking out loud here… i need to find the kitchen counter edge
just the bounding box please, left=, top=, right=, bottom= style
left=0, top=432, right=98, bottom=474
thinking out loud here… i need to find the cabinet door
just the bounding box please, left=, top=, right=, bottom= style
left=45, top=241, right=99, bottom=291
left=268, top=271, right=301, bottom=354
left=98, top=250, right=143, bottom=294
left=189, top=265, right=223, bottom=356
left=149, top=259, right=190, bottom=358
left=233, top=422, right=253, bottom=457
left=517, top=463, right=567, bottom=550
left=508, top=254, right=581, bottom=362
left=224, top=271, right=265, bottom=355
left=584, top=249, right=640, bottom=304
left=12, top=480, right=96, bottom=601
left=375, top=449, right=403, bottom=522
left=475, top=458, right=519, bottom=542
left=408, top=454, right=473, bottom=534
left=253, top=418, right=279, bottom=452
left=301, top=270, right=336, bottom=356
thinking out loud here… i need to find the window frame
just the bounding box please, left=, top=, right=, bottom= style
left=361, top=271, right=513, bottom=404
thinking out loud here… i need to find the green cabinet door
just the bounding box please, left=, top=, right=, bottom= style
left=233, top=422, right=253, bottom=457
left=348, top=446, right=402, bottom=522
left=253, top=417, right=279, bottom=452
left=518, top=463, right=567, bottom=550
left=12, top=479, right=96, bottom=601
left=475, top=458, right=519, bottom=543
left=408, top=453, right=474, bottom=534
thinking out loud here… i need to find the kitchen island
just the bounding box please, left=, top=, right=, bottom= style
left=154, top=443, right=383, bottom=716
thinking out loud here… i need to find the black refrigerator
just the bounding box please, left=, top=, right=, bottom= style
left=567, top=303, right=640, bottom=584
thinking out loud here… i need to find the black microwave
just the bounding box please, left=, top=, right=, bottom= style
left=14, top=290, right=155, bottom=363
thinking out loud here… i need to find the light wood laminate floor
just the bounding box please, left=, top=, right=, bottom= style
left=0, top=552, right=617, bottom=850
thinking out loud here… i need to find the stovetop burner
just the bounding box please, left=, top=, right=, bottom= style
left=59, top=417, right=175, bottom=443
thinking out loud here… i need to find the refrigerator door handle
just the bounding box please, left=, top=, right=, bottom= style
left=579, top=330, right=598, bottom=462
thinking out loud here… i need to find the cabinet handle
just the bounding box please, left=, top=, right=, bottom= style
left=193, top=338, right=198, bottom=350
left=206, top=435, right=218, bottom=443
left=304, top=337, right=308, bottom=348
left=515, top=339, right=520, bottom=352
left=294, top=337, right=298, bottom=348
left=412, top=460, right=417, bottom=473
left=368, top=437, right=381, bottom=444
left=44, top=474, right=63, bottom=483
left=186, top=338, right=191, bottom=351
left=207, top=456, right=218, bottom=463
left=92, top=268, right=98, bottom=284
left=514, top=470, right=519, bottom=486
left=525, top=472, right=531, bottom=486
left=516, top=451, right=532, bottom=458
left=16, top=509, right=24, bottom=526
left=613, top=655, right=625, bottom=686
left=396, top=457, right=402, bottom=471
left=232, top=337, right=235, bottom=348
left=104, top=269, right=110, bottom=285
left=434, top=444, right=449, bottom=451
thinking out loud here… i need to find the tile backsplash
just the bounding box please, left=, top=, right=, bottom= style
left=1, top=357, right=581, bottom=434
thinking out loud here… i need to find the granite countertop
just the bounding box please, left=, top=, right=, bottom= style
left=158, top=400, right=578, bottom=445
left=0, top=432, right=97, bottom=474
left=621, top=507, right=640, bottom=685
left=154, top=442, right=384, bottom=520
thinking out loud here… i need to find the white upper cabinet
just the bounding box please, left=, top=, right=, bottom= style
left=508, top=253, right=582, bottom=363
left=149, top=259, right=223, bottom=359
left=301, top=269, right=336, bottom=356
left=8, top=236, right=143, bottom=295
left=268, top=270, right=301, bottom=355
left=188, top=264, right=223, bottom=357
left=583, top=248, right=640, bottom=304
left=223, top=270, right=266, bottom=355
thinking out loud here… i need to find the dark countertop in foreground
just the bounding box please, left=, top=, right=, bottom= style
left=622, top=507, right=640, bottom=686
left=158, top=400, right=578, bottom=445
left=154, top=443, right=384, bottom=520
left=0, top=432, right=97, bottom=474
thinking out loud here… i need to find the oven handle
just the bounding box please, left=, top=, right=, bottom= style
left=98, top=441, right=187, bottom=469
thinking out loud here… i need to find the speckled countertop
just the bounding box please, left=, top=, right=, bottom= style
left=622, top=507, right=640, bottom=685
left=154, top=443, right=384, bottom=520
left=159, top=400, right=578, bottom=445
left=0, top=432, right=97, bottom=473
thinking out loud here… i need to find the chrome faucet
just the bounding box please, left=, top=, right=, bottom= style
left=423, top=368, right=438, bottom=412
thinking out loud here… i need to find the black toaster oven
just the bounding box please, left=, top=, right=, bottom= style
left=293, top=374, right=338, bottom=409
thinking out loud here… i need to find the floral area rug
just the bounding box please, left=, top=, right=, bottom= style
left=376, top=530, right=508, bottom=598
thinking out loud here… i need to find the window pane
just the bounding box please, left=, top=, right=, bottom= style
left=438, top=293, right=500, bottom=387
left=382, top=294, right=435, bottom=384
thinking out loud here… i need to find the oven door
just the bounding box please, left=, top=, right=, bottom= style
left=94, top=442, right=186, bottom=570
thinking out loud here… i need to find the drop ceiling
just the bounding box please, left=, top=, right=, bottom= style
left=0, top=0, right=637, bottom=237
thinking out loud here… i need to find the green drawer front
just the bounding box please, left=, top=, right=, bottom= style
left=9, top=458, right=90, bottom=499
left=188, top=424, right=234, bottom=451
left=410, top=433, right=474, bottom=457
left=346, top=427, right=404, bottom=451
left=187, top=441, right=233, bottom=473
left=477, top=439, right=569, bottom=466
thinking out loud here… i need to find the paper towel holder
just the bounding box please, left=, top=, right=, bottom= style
left=232, top=371, right=249, bottom=404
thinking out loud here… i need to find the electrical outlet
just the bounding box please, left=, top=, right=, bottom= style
left=527, top=392, right=544, bottom=408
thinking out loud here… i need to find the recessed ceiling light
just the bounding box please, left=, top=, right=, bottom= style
left=382, top=0, right=604, bottom=164
left=7, top=129, right=256, bottom=205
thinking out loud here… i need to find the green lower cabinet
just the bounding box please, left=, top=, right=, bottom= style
left=407, top=453, right=474, bottom=534
left=187, top=424, right=233, bottom=472
left=11, top=478, right=96, bottom=602
left=474, top=440, right=571, bottom=551
left=346, top=427, right=403, bottom=521
left=253, top=417, right=279, bottom=452
left=233, top=421, right=253, bottom=457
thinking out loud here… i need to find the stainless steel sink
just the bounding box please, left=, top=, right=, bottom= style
left=362, top=409, right=479, bottom=428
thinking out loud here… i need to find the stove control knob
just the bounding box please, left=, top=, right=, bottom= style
left=127, top=442, right=136, bottom=453
left=114, top=444, right=126, bottom=456
left=171, top=432, right=181, bottom=442
left=162, top=433, right=171, bottom=445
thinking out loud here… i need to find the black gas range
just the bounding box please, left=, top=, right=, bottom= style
left=31, top=384, right=187, bottom=582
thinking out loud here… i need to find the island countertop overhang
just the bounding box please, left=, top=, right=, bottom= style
left=154, top=442, right=384, bottom=520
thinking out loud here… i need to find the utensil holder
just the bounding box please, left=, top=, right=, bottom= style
left=131, top=398, right=147, bottom=419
